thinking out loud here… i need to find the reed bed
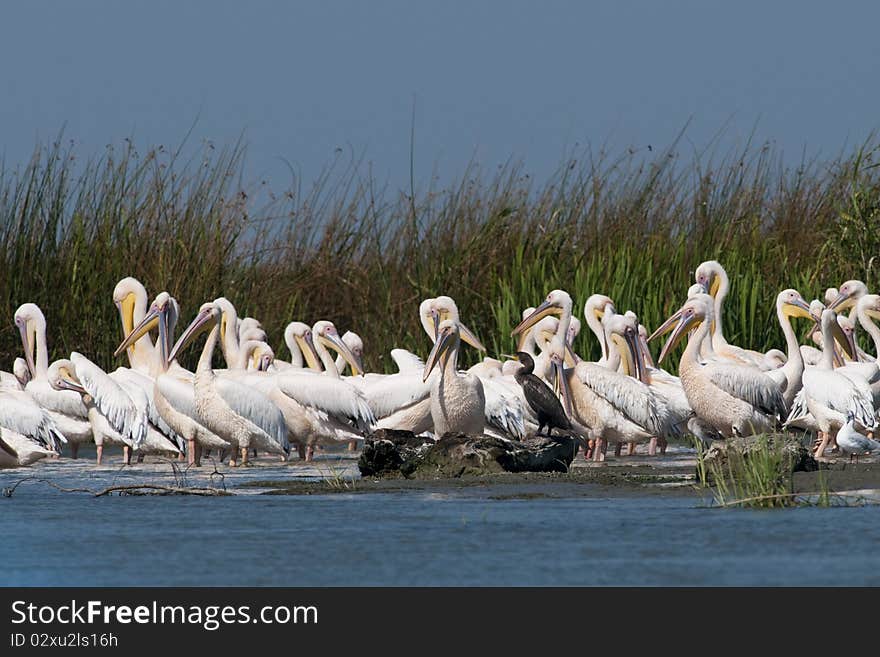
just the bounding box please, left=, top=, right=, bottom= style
left=2, top=132, right=879, bottom=373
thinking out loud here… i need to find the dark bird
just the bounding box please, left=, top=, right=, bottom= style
left=513, top=352, right=572, bottom=439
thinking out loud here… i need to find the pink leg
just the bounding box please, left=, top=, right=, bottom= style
left=627, top=442, right=637, bottom=456
left=95, top=444, right=103, bottom=465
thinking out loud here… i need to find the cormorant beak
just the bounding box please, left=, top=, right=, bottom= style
left=168, top=307, right=216, bottom=364
left=648, top=308, right=682, bottom=343
left=511, top=300, right=559, bottom=336
left=659, top=310, right=698, bottom=363
left=319, top=331, right=364, bottom=376
left=423, top=328, right=454, bottom=382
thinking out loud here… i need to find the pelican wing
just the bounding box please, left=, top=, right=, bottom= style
left=390, top=349, right=425, bottom=374
left=705, top=362, right=786, bottom=418
left=345, top=372, right=430, bottom=420
left=784, top=387, right=811, bottom=425
left=480, top=377, right=525, bottom=439
left=214, top=376, right=289, bottom=451
left=803, top=368, right=876, bottom=428
left=71, top=352, right=147, bottom=447
left=575, top=362, right=661, bottom=434
left=274, top=371, right=376, bottom=433
left=0, top=389, right=66, bottom=450
left=113, top=367, right=183, bottom=449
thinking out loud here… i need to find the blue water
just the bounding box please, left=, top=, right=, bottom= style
left=3, top=482, right=880, bottom=586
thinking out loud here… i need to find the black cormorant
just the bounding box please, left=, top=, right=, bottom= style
left=513, top=352, right=572, bottom=438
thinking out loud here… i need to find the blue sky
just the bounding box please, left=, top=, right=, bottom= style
left=2, top=1, right=878, bottom=191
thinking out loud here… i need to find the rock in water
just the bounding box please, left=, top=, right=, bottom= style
left=358, top=431, right=579, bottom=479
left=358, top=429, right=434, bottom=477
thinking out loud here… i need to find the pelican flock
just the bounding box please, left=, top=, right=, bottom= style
left=1, top=261, right=879, bottom=469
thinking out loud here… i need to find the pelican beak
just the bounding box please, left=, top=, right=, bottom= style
left=423, top=328, right=453, bottom=382
left=458, top=323, right=486, bottom=352
left=56, top=371, right=86, bottom=395
left=785, top=297, right=813, bottom=319
left=295, top=332, right=322, bottom=371
left=115, top=304, right=161, bottom=357
left=551, top=353, right=573, bottom=419
left=564, top=343, right=579, bottom=367
left=17, top=320, right=36, bottom=380
left=648, top=309, right=682, bottom=343
left=659, top=310, right=698, bottom=363
left=168, top=307, right=215, bottom=364
left=624, top=327, right=644, bottom=382
left=828, top=290, right=851, bottom=311
left=431, top=310, right=440, bottom=343
left=639, top=330, right=655, bottom=369
left=832, top=322, right=857, bottom=360
left=511, top=300, right=559, bottom=336
left=319, top=330, right=364, bottom=376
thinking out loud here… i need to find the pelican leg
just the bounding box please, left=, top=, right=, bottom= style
left=122, top=446, right=131, bottom=466
left=177, top=451, right=185, bottom=462
left=70, top=443, right=79, bottom=460
left=187, top=439, right=197, bottom=466
left=814, top=431, right=830, bottom=459
left=347, top=440, right=357, bottom=452
left=305, top=445, right=315, bottom=462
left=614, top=442, right=623, bottom=457
left=648, top=437, right=658, bottom=456
left=584, top=439, right=595, bottom=460
left=297, top=444, right=306, bottom=461
left=240, top=447, right=249, bottom=466
left=593, top=438, right=607, bottom=462
left=627, top=442, right=636, bottom=456
left=658, top=436, right=668, bottom=455
left=95, top=444, right=103, bottom=465
left=195, top=442, right=202, bottom=467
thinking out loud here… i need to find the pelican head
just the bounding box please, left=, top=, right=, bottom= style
left=567, top=316, right=582, bottom=347
left=658, top=296, right=712, bottom=363
left=242, top=340, right=275, bottom=371
left=604, top=311, right=644, bottom=381
left=13, top=303, right=46, bottom=379
left=777, top=289, right=813, bottom=319
left=420, top=296, right=486, bottom=351
left=313, top=321, right=364, bottom=375
left=114, top=291, right=173, bottom=363
left=47, top=359, right=86, bottom=395
left=168, top=302, right=222, bottom=363
left=423, top=318, right=461, bottom=382
left=341, top=331, right=364, bottom=372
left=512, top=290, right=573, bottom=337
left=283, top=322, right=322, bottom=370
left=835, top=314, right=859, bottom=361
left=13, top=357, right=31, bottom=387
left=829, top=280, right=868, bottom=312
left=694, top=260, right=726, bottom=299
left=239, top=317, right=267, bottom=343
left=112, top=277, right=148, bottom=334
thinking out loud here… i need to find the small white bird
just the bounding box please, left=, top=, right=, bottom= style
left=836, top=413, right=880, bottom=464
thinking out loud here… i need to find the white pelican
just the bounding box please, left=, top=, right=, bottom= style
left=14, top=303, right=92, bottom=456
left=694, top=261, right=767, bottom=367
left=583, top=294, right=616, bottom=365
left=658, top=294, right=786, bottom=437
left=795, top=309, right=876, bottom=458
left=836, top=413, right=880, bottom=463
left=115, top=293, right=239, bottom=465
left=335, top=331, right=363, bottom=375
left=47, top=356, right=150, bottom=465
left=513, top=290, right=663, bottom=461
left=0, top=389, right=65, bottom=466
left=856, top=294, right=880, bottom=358
left=168, top=301, right=290, bottom=465
left=423, top=319, right=486, bottom=436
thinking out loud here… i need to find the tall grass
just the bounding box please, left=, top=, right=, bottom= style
left=2, top=132, right=879, bottom=373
